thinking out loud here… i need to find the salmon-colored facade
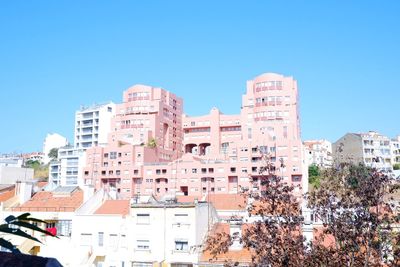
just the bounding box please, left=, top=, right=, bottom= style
left=83, top=73, right=306, bottom=199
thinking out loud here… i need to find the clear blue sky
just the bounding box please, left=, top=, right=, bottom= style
left=1, top=1, right=399, bottom=153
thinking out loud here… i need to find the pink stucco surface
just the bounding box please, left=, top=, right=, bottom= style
left=83, top=73, right=304, bottom=199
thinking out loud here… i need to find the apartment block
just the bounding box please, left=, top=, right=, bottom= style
left=333, top=131, right=393, bottom=171
left=303, top=139, right=333, bottom=168
left=71, top=196, right=217, bottom=267
left=49, top=103, right=116, bottom=187
left=392, top=135, right=400, bottom=166
left=75, top=102, right=116, bottom=149
left=82, top=73, right=307, bottom=199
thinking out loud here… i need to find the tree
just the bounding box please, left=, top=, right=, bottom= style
left=308, top=164, right=321, bottom=188
left=206, top=159, right=400, bottom=267
left=393, top=163, right=400, bottom=170
left=206, top=156, right=307, bottom=266
left=48, top=148, right=59, bottom=161
left=146, top=138, right=157, bottom=148
left=307, top=163, right=400, bottom=266
left=24, top=160, right=49, bottom=180
left=0, top=213, right=57, bottom=254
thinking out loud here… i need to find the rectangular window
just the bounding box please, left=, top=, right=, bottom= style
left=109, top=234, right=118, bottom=249
left=136, top=240, right=150, bottom=250
left=110, top=152, right=117, bottom=159
left=98, top=232, right=104, bottom=247
left=175, top=240, right=189, bottom=251
left=137, top=214, right=150, bottom=224
left=174, top=214, right=189, bottom=224
left=80, top=233, right=92, bottom=246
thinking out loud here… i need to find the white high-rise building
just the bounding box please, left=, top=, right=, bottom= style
left=74, top=102, right=116, bottom=149
left=42, top=133, right=68, bottom=164
left=49, top=103, right=116, bottom=187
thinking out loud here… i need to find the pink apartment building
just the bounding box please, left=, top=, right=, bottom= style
left=83, top=73, right=306, bottom=199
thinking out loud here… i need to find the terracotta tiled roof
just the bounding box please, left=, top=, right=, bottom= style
left=94, top=200, right=130, bottom=216
left=14, top=188, right=83, bottom=212
left=0, top=188, right=15, bottom=202
left=206, top=194, right=246, bottom=210
left=201, top=223, right=253, bottom=264
left=35, top=181, right=48, bottom=189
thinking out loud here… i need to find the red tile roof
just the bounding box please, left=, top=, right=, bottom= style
left=94, top=200, right=130, bottom=216
left=13, top=188, right=83, bottom=212
left=206, top=194, right=246, bottom=210
left=35, top=181, right=48, bottom=189
left=0, top=188, right=15, bottom=202
left=201, top=223, right=252, bottom=264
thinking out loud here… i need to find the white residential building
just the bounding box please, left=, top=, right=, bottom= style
left=71, top=196, right=217, bottom=267
left=49, top=102, right=116, bottom=187
left=303, top=139, right=333, bottom=168
left=391, top=135, right=400, bottom=167
left=43, top=133, right=68, bottom=164
left=49, top=146, right=87, bottom=187
left=333, top=131, right=393, bottom=171
left=74, top=102, right=116, bottom=149
left=0, top=154, right=24, bottom=167
left=0, top=166, right=34, bottom=184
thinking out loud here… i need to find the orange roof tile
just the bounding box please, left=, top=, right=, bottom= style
left=206, top=194, right=246, bottom=210
left=94, top=200, right=130, bottom=216
left=14, top=188, right=83, bottom=212
left=0, top=188, right=15, bottom=202
left=36, top=181, right=48, bottom=189
left=201, top=223, right=253, bottom=264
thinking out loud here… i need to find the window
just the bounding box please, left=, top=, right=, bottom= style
left=109, top=234, right=118, bottom=249
left=110, top=152, right=117, bottom=159
left=137, top=214, right=150, bottom=224
left=98, top=232, right=104, bottom=247
left=175, top=214, right=189, bottom=224
left=192, top=168, right=197, bottom=173
left=136, top=240, right=150, bottom=250
left=80, top=233, right=92, bottom=246
left=175, top=240, right=189, bottom=251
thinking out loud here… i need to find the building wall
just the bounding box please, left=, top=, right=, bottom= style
left=304, top=139, right=333, bottom=168
left=333, top=131, right=394, bottom=171
left=0, top=167, right=34, bottom=184
left=42, top=133, right=68, bottom=164
left=82, top=73, right=306, bottom=199
left=71, top=203, right=215, bottom=267
left=74, top=102, right=116, bottom=149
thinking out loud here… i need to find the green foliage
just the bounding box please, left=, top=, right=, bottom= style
left=0, top=213, right=57, bottom=254
left=25, top=160, right=41, bottom=169
left=393, top=163, right=400, bottom=170
left=308, top=164, right=320, bottom=177
left=308, top=164, right=321, bottom=188
left=147, top=138, right=157, bottom=148
left=24, top=160, right=49, bottom=180
left=48, top=148, right=59, bottom=160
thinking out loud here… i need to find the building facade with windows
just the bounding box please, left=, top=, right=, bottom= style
left=82, top=73, right=307, bottom=199
left=71, top=197, right=217, bottom=267
left=75, top=102, right=116, bottom=149
left=333, top=131, right=393, bottom=171
left=49, top=103, right=116, bottom=187
left=303, top=139, right=333, bottom=168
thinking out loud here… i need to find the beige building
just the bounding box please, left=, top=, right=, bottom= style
left=333, top=131, right=392, bottom=171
